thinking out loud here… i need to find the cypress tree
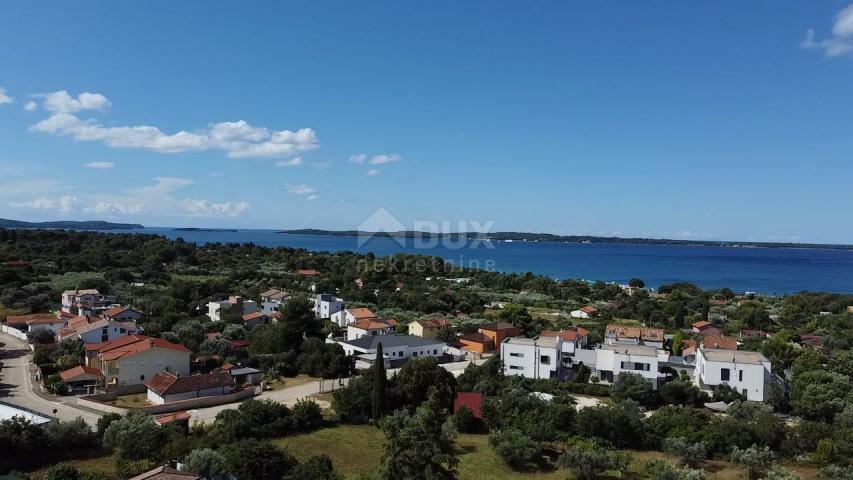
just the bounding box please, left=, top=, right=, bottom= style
left=373, top=342, right=386, bottom=420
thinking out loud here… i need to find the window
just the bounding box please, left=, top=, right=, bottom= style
left=739, top=370, right=743, bottom=382
left=509, top=352, right=524, bottom=358
left=433, top=349, right=438, bottom=355
left=540, top=355, right=550, bottom=364
left=413, top=352, right=418, bottom=357
left=140, top=375, right=145, bottom=380
left=721, top=368, right=730, bottom=381
left=509, top=365, right=523, bottom=370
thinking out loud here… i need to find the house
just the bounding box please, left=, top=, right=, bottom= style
left=226, top=365, right=263, bottom=386
left=454, top=392, right=484, bottom=418
left=297, top=269, right=319, bottom=277
left=570, top=306, right=598, bottom=319
left=58, top=365, right=103, bottom=393
left=85, top=335, right=191, bottom=387
left=459, top=333, right=494, bottom=354
left=314, top=294, right=346, bottom=320
left=128, top=466, right=200, bottom=480
left=145, top=371, right=233, bottom=405
left=605, top=324, right=666, bottom=349
left=691, top=320, right=722, bottom=337
left=153, top=411, right=192, bottom=429
left=409, top=318, right=450, bottom=339
left=335, top=334, right=446, bottom=363
left=61, top=289, right=101, bottom=313
left=242, top=311, right=279, bottom=329
left=739, top=329, right=769, bottom=341
left=594, top=344, right=667, bottom=389
left=332, top=307, right=379, bottom=327
left=102, top=306, right=144, bottom=322
left=346, top=318, right=396, bottom=341
left=540, top=327, right=590, bottom=355
left=701, top=335, right=738, bottom=351
left=207, top=296, right=258, bottom=322
left=4, top=313, right=66, bottom=335
left=694, top=348, right=771, bottom=401
left=478, top=322, right=521, bottom=349
left=68, top=318, right=138, bottom=344
left=501, top=335, right=566, bottom=380
left=260, top=288, right=290, bottom=314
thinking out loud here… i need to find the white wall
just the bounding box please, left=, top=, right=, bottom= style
left=501, top=341, right=560, bottom=379
left=695, top=351, right=769, bottom=401
left=106, top=348, right=191, bottom=386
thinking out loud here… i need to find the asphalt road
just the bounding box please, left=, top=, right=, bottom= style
left=0, top=332, right=103, bottom=425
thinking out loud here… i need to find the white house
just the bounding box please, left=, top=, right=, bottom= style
left=694, top=348, right=771, bottom=401
left=346, top=319, right=396, bottom=341
left=3, top=313, right=66, bottom=335
left=570, top=306, right=598, bottom=319
left=86, top=335, right=192, bottom=387
left=207, top=296, right=257, bottom=322
left=72, top=318, right=139, bottom=344
left=315, top=294, right=346, bottom=321
left=145, top=371, right=233, bottom=405
left=501, top=336, right=566, bottom=380
left=333, top=307, right=379, bottom=328
left=61, top=289, right=100, bottom=314
left=594, top=344, right=668, bottom=389
left=260, top=288, right=290, bottom=314
left=335, top=334, right=445, bottom=363
left=102, top=306, right=144, bottom=322
left=605, top=324, right=666, bottom=349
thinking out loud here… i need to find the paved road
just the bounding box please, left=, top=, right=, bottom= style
left=0, top=332, right=103, bottom=425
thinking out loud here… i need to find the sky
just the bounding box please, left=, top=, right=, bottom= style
left=1, top=1, right=852, bottom=243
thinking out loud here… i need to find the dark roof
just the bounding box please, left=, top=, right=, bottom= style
left=478, top=322, right=517, bottom=332
left=127, top=466, right=200, bottom=480
left=460, top=333, right=491, bottom=344
left=454, top=392, right=484, bottom=418
left=342, top=334, right=444, bottom=350
left=145, top=371, right=233, bottom=396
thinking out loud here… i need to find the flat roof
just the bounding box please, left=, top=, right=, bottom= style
left=601, top=344, right=658, bottom=356
left=342, top=334, right=445, bottom=350
left=700, top=348, right=769, bottom=365
left=503, top=336, right=559, bottom=348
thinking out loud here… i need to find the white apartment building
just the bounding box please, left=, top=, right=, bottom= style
left=260, top=288, right=290, bottom=315
left=207, top=296, right=257, bottom=322
left=335, top=334, right=445, bottom=362
left=594, top=344, right=668, bottom=389
left=695, top=348, right=771, bottom=401
left=315, top=294, right=346, bottom=320
left=501, top=336, right=566, bottom=380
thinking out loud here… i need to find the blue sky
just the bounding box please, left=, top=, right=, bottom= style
left=1, top=1, right=852, bottom=243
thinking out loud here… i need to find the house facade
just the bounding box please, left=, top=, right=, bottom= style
left=332, top=307, right=378, bottom=327
left=695, top=348, right=771, bottom=401
left=315, top=294, right=346, bottom=320
left=409, top=318, right=450, bottom=339
left=335, top=334, right=445, bottom=362
left=207, top=296, right=257, bottom=322
left=86, top=335, right=192, bottom=387
left=594, top=344, right=667, bottom=389
left=102, top=306, right=144, bottom=322
left=260, top=288, right=290, bottom=315
left=346, top=319, right=396, bottom=340
left=73, top=319, right=138, bottom=344
left=570, top=306, right=598, bottom=319
left=501, top=336, right=566, bottom=380
left=478, top=322, right=521, bottom=349
left=4, top=313, right=66, bottom=335
left=145, top=371, right=233, bottom=405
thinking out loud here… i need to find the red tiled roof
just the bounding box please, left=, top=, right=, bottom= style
left=104, top=306, right=141, bottom=318
left=572, top=326, right=590, bottom=337
left=415, top=318, right=450, bottom=329
left=242, top=311, right=268, bottom=321
left=145, top=371, right=233, bottom=396
left=95, top=335, right=191, bottom=361
left=349, top=319, right=393, bottom=330
left=540, top=330, right=579, bottom=342
left=59, top=365, right=103, bottom=382
left=580, top=306, right=598, bottom=314
left=153, top=410, right=192, bottom=425
left=128, top=466, right=200, bottom=480
left=4, top=313, right=60, bottom=326
left=297, top=269, right=319, bottom=276
left=691, top=320, right=710, bottom=329
left=347, top=308, right=378, bottom=320
left=606, top=324, right=665, bottom=342
left=228, top=339, right=251, bottom=348
left=454, top=392, right=484, bottom=418
left=703, top=335, right=738, bottom=351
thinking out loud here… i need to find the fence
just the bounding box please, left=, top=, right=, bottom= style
left=77, top=386, right=256, bottom=415
left=0, top=325, right=28, bottom=341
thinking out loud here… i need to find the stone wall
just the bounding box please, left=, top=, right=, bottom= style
left=77, top=386, right=255, bottom=415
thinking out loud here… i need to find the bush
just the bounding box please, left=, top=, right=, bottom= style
left=44, top=418, right=97, bottom=451
left=488, top=429, right=540, bottom=470
left=558, top=445, right=631, bottom=480
left=576, top=403, right=644, bottom=448
left=96, top=413, right=123, bottom=438
left=730, top=444, right=774, bottom=479
left=813, top=438, right=836, bottom=466
left=662, top=436, right=706, bottom=468
left=642, top=459, right=706, bottom=480
left=185, top=448, right=229, bottom=480
left=285, top=455, right=343, bottom=480
left=44, top=463, right=82, bottom=480
left=817, top=465, right=853, bottom=479
left=45, top=374, right=69, bottom=395
left=612, top=373, right=656, bottom=406
left=763, top=466, right=804, bottom=480
left=452, top=406, right=482, bottom=434
left=222, top=439, right=298, bottom=480
left=291, top=399, right=323, bottom=431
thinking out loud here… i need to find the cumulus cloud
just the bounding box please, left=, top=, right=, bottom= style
left=87, top=201, right=146, bottom=215
left=276, top=157, right=304, bottom=167
left=182, top=199, right=250, bottom=217
left=366, top=169, right=380, bottom=176
left=287, top=184, right=316, bottom=196
left=9, top=195, right=78, bottom=213
left=349, top=153, right=402, bottom=165
left=802, top=4, right=853, bottom=57
left=28, top=91, right=318, bottom=159
left=0, top=87, right=13, bottom=105
left=24, top=101, right=37, bottom=111
left=84, top=161, right=114, bottom=169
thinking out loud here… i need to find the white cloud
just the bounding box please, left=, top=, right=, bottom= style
left=0, top=87, right=13, bottom=105
left=802, top=4, right=853, bottom=57
left=366, top=169, right=380, bottom=176
left=88, top=201, right=146, bottom=215
left=24, top=101, right=37, bottom=111
left=287, top=184, right=316, bottom=195
left=369, top=153, right=401, bottom=165
left=84, top=161, right=114, bottom=169
left=306, top=194, right=319, bottom=201
left=10, top=197, right=55, bottom=210
left=182, top=199, right=250, bottom=217
left=349, top=153, right=367, bottom=164
left=276, top=157, right=304, bottom=167
left=29, top=90, right=318, bottom=159
left=58, top=195, right=78, bottom=213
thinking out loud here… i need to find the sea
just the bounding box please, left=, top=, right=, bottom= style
left=99, top=228, right=853, bottom=295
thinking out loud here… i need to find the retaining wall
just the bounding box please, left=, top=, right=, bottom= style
left=77, top=386, right=255, bottom=415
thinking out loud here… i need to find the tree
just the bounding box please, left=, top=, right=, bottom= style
left=612, top=372, right=655, bottom=406
left=222, top=439, right=298, bottom=480
left=488, top=429, right=540, bottom=469
left=661, top=380, right=708, bottom=407
left=575, top=403, right=644, bottom=448
left=730, top=444, right=774, bottom=479
left=28, top=327, right=55, bottom=344
left=642, top=459, right=706, bottom=480
left=790, top=370, right=851, bottom=421
left=663, top=436, right=706, bottom=468
left=291, top=399, right=323, bottom=431
left=452, top=406, right=480, bottom=434
left=497, top=304, right=542, bottom=337
left=213, top=399, right=292, bottom=441
left=629, top=278, right=645, bottom=289
left=378, top=389, right=458, bottom=480
left=285, top=455, right=343, bottom=480
left=558, top=445, right=631, bottom=480
left=103, top=412, right=167, bottom=461
left=392, top=357, right=457, bottom=410
left=185, top=448, right=230, bottom=480
left=96, top=413, right=122, bottom=438
left=373, top=342, right=387, bottom=420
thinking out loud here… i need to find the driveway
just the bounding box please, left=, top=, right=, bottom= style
left=0, top=332, right=103, bottom=426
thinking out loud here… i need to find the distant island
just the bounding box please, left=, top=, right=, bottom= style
left=279, top=228, right=853, bottom=251
left=173, top=227, right=238, bottom=232
left=0, top=218, right=144, bottom=230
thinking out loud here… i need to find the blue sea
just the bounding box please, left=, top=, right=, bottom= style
left=102, top=228, right=853, bottom=295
